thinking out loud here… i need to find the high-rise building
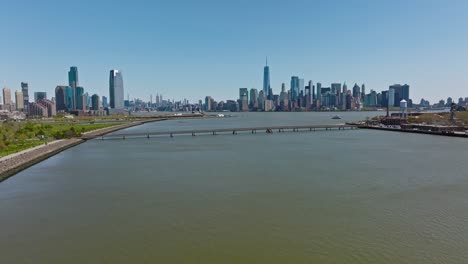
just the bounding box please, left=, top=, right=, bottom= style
left=331, top=83, right=342, bottom=95
left=21, top=82, right=29, bottom=111
left=55, top=86, right=68, bottom=111
left=34, top=92, right=47, bottom=102
left=91, top=94, right=100, bottom=110
left=388, top=88, right=395, bottom=107
left=290, top=76, right=300, bottom=101
left=249, top=88, right=258, bottom=109
left=352, top=83, right=361, bottom=98
left=15, top=90, right=24, bottom=110
left=316, top=82, right=322, bottom=100
left=239, top=88, right=249, bottom=111
left=389, top=84, right=410, bottom=103
left=75, top=87, right=85, bottom=110
left=3, top=87, right=12, bottom=106
left=109, top=69, right=124, bottom=109
left=361, top=84, right=366, bottom=96
left=204, top=96, right=212, bottom=111
left=263, top=58, right=270, bottom=98
left=299, top=79, right=305, bottom=96
left=68, top=66, right=79, bottom=109
left=102, top=96, right=108, bottom=108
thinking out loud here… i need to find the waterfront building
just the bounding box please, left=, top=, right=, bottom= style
left=109, top=69, right=125, bottom=109
left=381, top=90, right=389, bottom=107
left=352, top=83, right=360, bottom=99
left=239, top=88, right=249, bottom=111
left=279, top=84, right=289, bottom=111
left=204, top=96, right=212, bottom=111
left=258, top=91, right=265, bottom=111
left=290, top=76, right=300, bottom=101
left=91, top=94, right=100, bottom=110
left=34, top=92, right=47, bottom=102
left=299, top=79, right=305, bottom=97
left=15, top=90, right=24, bottom=110
left=3, top=87, right=11, bottom=107
left=263, top=58, right=270, bottom=98
left=249, top=88, right=258, bottom=109
left=264, top=100, right=274, bottom=112
left=21, top=82, right=29, bottom=111
left=316, top=82, right=322, bottom=101
left=389, top=84, right=410, bottom=104
left=388, top=88, right=395, bottom=107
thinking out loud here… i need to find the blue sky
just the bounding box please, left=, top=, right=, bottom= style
left=1, top=0, right=467, bottom=103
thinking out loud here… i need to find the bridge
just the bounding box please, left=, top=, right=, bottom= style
left=88, top=124, right=358, bottom=140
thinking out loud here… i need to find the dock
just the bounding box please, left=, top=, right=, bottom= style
left=90, top=124, right=358, bottom=140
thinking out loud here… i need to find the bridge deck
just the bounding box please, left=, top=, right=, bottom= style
left=88, top=124, right=357, bottom=140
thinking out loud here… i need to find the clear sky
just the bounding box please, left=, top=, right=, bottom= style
left=1, top=0, right=468, bottom=103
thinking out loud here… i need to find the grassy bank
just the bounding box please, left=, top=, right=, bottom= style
left=0, top=122, right=119, bottom=157
left=407, top=112, right=468, bottom=126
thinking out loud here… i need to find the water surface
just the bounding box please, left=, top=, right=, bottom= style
left=1, top=112, right=467, bottom=264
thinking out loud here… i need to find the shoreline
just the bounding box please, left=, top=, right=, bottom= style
left=0, top=119, right=160, bottom=182
left=0, top=114, right=208, bottom=182
left=359, top=126, right=468, bottom=138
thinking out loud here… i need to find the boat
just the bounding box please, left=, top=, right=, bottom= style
left=331, top=115, right=342, bottom=120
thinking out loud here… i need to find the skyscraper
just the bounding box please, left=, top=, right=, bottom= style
left=352, top=83, right=361, bottom=98
left=263, top=58, right=270, bottom=98
left=102, top=96, right=108, bottom=108
left=68, top=66, right=79, bottom=109
left=21, top=82, right=29, bottom=111
left=109, top=69, right=124, bottom=109
left=55, top=86, right=68, bottom=111
left=75, top=87, right=85, bottom=110
left=249, top=88, right=258, bottom=109
left=290, top=76, right=300, bottom=101
left=239, top=88, right=249, bottom=111
left=91, top=94, right=100, bottom=110
left=15, top=90, right=24, bottom=110
left=3, top=87, right=12, bottom=106
left=388, top=88, right=395, bottom=107
left=34, top=92, right=47, bottom=102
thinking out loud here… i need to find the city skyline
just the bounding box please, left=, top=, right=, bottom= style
left=1, top=1, right=468, bottom=103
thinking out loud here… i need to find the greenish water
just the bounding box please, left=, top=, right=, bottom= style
left=1, top=112, right=468, bottom=264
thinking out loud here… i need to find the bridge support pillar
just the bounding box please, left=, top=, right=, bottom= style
left=147, top=134, right=150, bottom=139
left=123, top=136, right=126, bottom=140
left=192, top=133, right=195, bottom=137
left=233, top=131, right=237, bottom=135
left=213, top=131, right=216, bottom=135
left=170, top=133, right=173, bottom=138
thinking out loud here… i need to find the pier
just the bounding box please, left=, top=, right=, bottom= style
left=90, top=124, right=358, bottom=140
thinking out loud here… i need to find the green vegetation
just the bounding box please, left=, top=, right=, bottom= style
left=407, top=112, right=468, bottom=126
left=0, top=122, right=118, bottom=157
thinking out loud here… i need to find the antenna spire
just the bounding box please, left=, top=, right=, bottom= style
left=266, top=57, right=268, bottom=66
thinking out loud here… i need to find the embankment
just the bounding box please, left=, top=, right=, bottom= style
left=0, top=120, right=158, bottom=182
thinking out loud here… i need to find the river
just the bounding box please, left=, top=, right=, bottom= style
left=1, top=112, right=467, bottom=264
